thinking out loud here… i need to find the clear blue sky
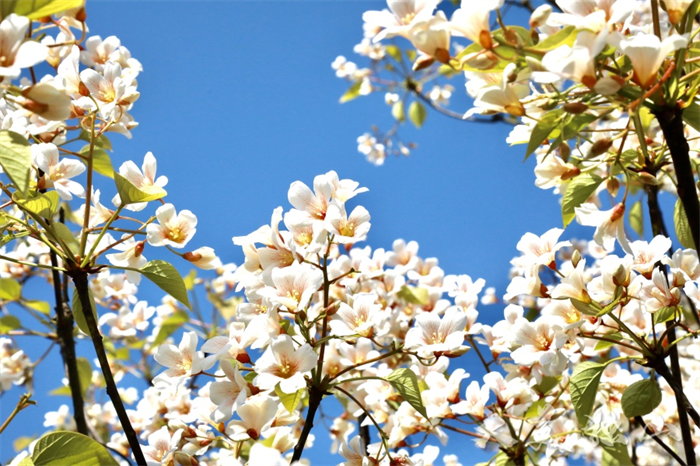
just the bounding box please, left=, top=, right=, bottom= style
left=2, top=1, right=621, bottom=464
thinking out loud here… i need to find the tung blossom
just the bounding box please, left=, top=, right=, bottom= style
left=32, top=143, right=86, bottom=200
left=613, top=33, right=688, bottom=88
left=254, top=334, right=318, bottom=394
left=575, top=202, right=631, bottom=254
left=146, top=203, right=197, bottom=249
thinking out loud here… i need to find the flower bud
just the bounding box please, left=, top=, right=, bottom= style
left=563, top=102, right=588, bottom=114
left=558, top=142, right=571, bottom=162
left=460, top=51, right=498, bottom=70
left=571, top=249, right=582, bottom=268
left=610, top=203, right=625, bottom=222
left=134, top=240, right=145, bottom=258
left=20, top=82, right=72, bottom=121
left=529, top=4, right=552, bottom=29
left=587, top=138, right=613, bottom=158
left=174, top=452, right=196, bottom=466
left=413, top=55, right=435, bottom=71
left=612, top=264, right=628, bottom=287
left=183, top=247, right=220, bottom=270
left=561, top=167, right=580, bottom=181
left=638, top=172, right=658, bottom=185
left=606, top=177, right=620, bottom=197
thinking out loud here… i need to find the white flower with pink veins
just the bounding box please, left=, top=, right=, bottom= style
left=575, top=202, right=632, bottom=254
left=404, top=306, right=469, bottom=358
left=226, top=395, right=278, bottom=441
left=253, top=334, right=318, bottom=394
left=324, top=202, right=371, bottom=244
left=512, top=228, right=572, bottom=275
left=259, top=261, right=323, bottom=313
left=154, top=331, right=212, bottom=385
left=141, top=426, right=183, bottom=466
left=0, top=14, right=48, bottom=79
left=329, top=292, right=383, bottom=338
left=639, top=268, right=681, bottom=313
left=209, top=359, right=249, bottom=423
left=146, top=203, right=197, bottom=249
left=32, top=143, right=85, bottom=201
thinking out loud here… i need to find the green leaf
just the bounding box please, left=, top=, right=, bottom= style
left=275, top=384, right=304, bottom=413
left=114, top=171, right=167, bottom=205
left=0, top=130, right=32, bottom=196
left=49, top=385, right=72, bottom=397
left=0, top=277, right=21, bottom=301
left=594, top=332, right=623, bottom=351
left=629, top=200, right=644, bottom=238
left=397, top=285, right=429, bottom=305
left=525, top=398, right=547, bottom=419
left=243, top=371, right=257, bottom=384
left=14, top=436, right=36, bottom=453
left=1, top=0, right=83, bottom=19
left=12, top=191, right=60, bottom=220
left=49, top=222, right=79, bottom=255
left=339, top=80, right=363, bottom=103
left=524, top=109, right=563, bottom=159
left=18, top=457, right=35, bottom=466
left=385, top=44, right=402, bottom=62
left=152, top=310, right=189, bottom=346
left=392, top=101, right=405, bottom=122
left=79, top=146, right=114, bottom=179
left=24, top=300, right=50, bottom=314
left=78, top=130, right=112, bottom=151
left=570, top=361, right=606, bottom=426
left=71, top=287, right=97, bottom=336
left=408, top=101, right=427, bottom=128
left=601, top=445, right=631, bottom=466
left=570, top=298, right=601, bottom=316
left=654, top=306, right=678, bottom=324
left=674, top=199, right=695, bottom=249
left=621, top=378, right=662, bottom=418
left=141, top=260, right=191, bottom=310
left=0, top=315, right=21, bottom=333
left=386, top=368, right=428, bottom=420
left=31, top=431, right=119, bottom=466
left=533, top=376, right=561, bottom=395
left=75, top=357, right=93, bottom=397
left=561, top=174, right=603, bottom=227
left=531, top=26, right=577, bottom=51
left=183, top=269, right=196, bottom=290
left=683, top=101, right=700, bottom=133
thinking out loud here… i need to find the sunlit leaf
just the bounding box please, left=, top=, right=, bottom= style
left=141, top=260, right=191, bottom=310
left=386, top=368, right=428, bottom=420
left=31, top=432, right=119, bottom=466
left=0, top=130, right=32, bottom=196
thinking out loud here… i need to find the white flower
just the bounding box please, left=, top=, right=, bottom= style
left=362, top=0, right=440, bottom=42
left=575, top=202, right=631, bottom=254
left=226, top=395, right=278, bottom=440
left=613, top=33, right=688, bottom=88
left=154, top=331, right=212, bottom=384
left=0, top=15, right=48, bottom=78
left=324, top=202, right=371, bottom=244
left=106, top=236, right=147, bottom=284
left=253, top=335, right=318, bottom=394
left=259, top=261, right=323, bottom=312
left=329, top=293, right=383, bottom=337
left=146, top=204, right=197, bottom=249
left=404, top=307, right=469, bottom=358
left=32, top=143, right=85, bottom=200
left=209, top=359, right=249, bottom=423
left=113, top=152, right=168, bottom=211
left=141, top=426, right=183, bottom=466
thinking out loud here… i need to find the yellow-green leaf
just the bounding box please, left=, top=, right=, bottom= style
left=114, top=171, right=167, bottom=205
left=31, top=431, right=119, bottom=466
left=408, top=101, right=427, bottom=128
left=0, top=315, right=21, bottom=333
left=141, top=260, right=191, bottom=310
left=1, top=0, right=83, bottom=19
left=386, top=368, right=428, bottom=420
left=49, top=222, right=79, bottom=255
left=152, top=310, right=189, bottom=346
left=0, top=277, right=21, bottom=301
left=71, top=287, right=97, bottom=335
left=561, top=174, right=603, bottom=227
left=629, top=199, right=644, bottom=238
left=275, top=384, right=304, bottom=413
left=13, top=191, right=60, bottom=219
left=674, top=199, right=695, bottom=249
left=0, top=130, right=32, bottom=196
left=79, top=146, right=114, bottom=179
left=24, top=300, right=50, bottom=314
left=392, top=101, right=405, bottom=122
left=397, top=285, right=429, bottom=305
left=339, top=80, right=363, bottom=103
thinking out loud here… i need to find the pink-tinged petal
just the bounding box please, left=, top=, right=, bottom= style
left=154, top=344, right=181, bottom=369
left=58, top=159, right=86, bottom=179
left=155, top=204, right=176, bottom=224
left=179, top=210, right=198, bottom=228
left=146, top=224, right=167, bottom=247
left=179, top=331, right=198, bottom=355
left=201, top=336, right=229, bottom=354
left=79, top=69, right=105, bottom=95
left=348, top=205, right=371, bottom=224
left=119, top=160, right=145, bottom=186
left=142, top=152, right=157, bottom=183
left=14, top=41, right=48, bottom=69
left=53, top=181, right=74, bottom=201
left=288, top=181, right=316, bottom=212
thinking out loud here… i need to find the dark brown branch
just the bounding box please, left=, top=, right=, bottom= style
left=635, top=416, right=686, bottom=466
left=71, top=272, right=147, bottom=466
left=291, top=385, right=323, bottom=463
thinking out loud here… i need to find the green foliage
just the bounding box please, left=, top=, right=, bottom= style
left=275, top=384, right=305, bottom=413
left=629, top=199, right=644, bottom=238
left=392, top=101, right=405, bottom=122
left=594, top=332, right=623, bottom=351
left=570, top=361, right=606, bottom=426
left=0, top=130, right=32, bottom=196
left=339, top=80, right=363, bottom=104
left=621, top=378, right=662, bottom=418
left=408, top=101, right=427, bottom=128
left=674, top=199, right=695, bottom=248
left=654, top=306, right=678, bottom=324
left=114, top=171, right=167, bottom=205
left=79, top=146, right=114, bottom=179
left=386, top=368, right=428, bottom=420
left=1, top=0, right=83, bottom=19
left=0, top=315, right=21, bottom=333
left=531, top=26, right=577, bottom=51
left=24, top=300, right=50, bottom=314
left=524, top=109, right=563, bottom=159
left=12, top=191, right=60, bottom=220
left=561, top=174, right=603, bottom=227
left=141, top=260, right=191, bottom=310
left=49, top=222, right=79, bottom=255
left=397, top=285, right=429, bottom=305
left=533, top=376, right=560, bottom=395
left=0, top=277, right=21, bottom=301
left=71, top=286, right=97, bottom=336
left=30, top=431, right=119, bottom=466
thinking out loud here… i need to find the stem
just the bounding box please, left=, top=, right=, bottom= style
left=51, top=249, right=88, bottom=435
left=79, top=113, right=97, bottom=258
left=291, top=385, right=323, bottom=463
left=635, top=416, right=687, bottom=466
left=72, top=271, right=147, bottom=465
left=358, top=414, right=371, bottom=454
left=0, top=393, right=35, bottom=434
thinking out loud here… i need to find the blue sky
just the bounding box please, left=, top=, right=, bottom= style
left=0, top=1, right=640, bottom=464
